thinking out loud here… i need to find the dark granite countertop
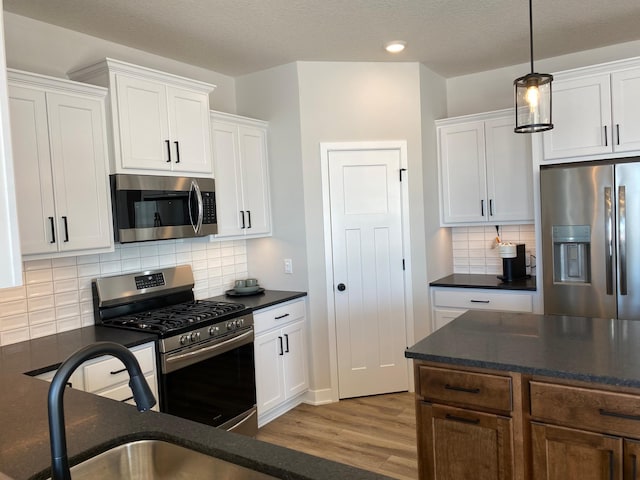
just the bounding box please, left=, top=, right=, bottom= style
left=405, top=310, right=640, bottom=388
left=209, top=289, right=307, bottom=310
left=429, top=274, right=537, bottom=291
left=0, top=290, right=389, bottom=480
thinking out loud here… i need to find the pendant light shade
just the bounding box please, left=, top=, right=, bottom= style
left=514, top=0, right=553, bottom=133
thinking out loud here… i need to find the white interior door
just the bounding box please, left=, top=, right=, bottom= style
left=328, top=147, right=408, bottom=399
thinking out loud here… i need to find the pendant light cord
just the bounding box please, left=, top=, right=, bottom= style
left=529, top=0, right=534, bottom=74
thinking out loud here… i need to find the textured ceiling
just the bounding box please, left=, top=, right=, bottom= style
left=4, top=0, right=640, bottom=77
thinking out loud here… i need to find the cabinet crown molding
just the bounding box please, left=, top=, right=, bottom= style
left=551, top=55, right=640, bottom=81
left=435, top=107, right=514, bottom=127
left=68, top=58, right=216, bottom=94
left=7, top=68, right=108, bottom=98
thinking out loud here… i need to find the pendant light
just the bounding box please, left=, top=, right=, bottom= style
left=514, top=0, right=553, bottom=133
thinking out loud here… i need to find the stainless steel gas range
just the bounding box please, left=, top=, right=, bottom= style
left=92, top=265, right=257, bottom=436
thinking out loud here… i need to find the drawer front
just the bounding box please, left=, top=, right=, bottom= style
left=253, top=298, right=306, bottom=334
left=83, top=344, right=155, bottom=393
left=419, top=365, right=512, bottom=414
left=433, top=289, right=533, bottom=312
left=100, top=373, right=158, bottom=411
left=530, top=381, right=640, bottom=437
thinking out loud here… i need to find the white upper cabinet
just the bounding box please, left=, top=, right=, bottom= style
left=437, top=110, right=533, bottom=226
left=210, top=111, right=271, bottom=238
left=69, top=58, right=215, bottom=175
left=8, top=70, right=113, bottom=257
left=543, top=61, right=640, bottom=161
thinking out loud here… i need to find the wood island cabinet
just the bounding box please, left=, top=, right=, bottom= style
left=414, top=362, right=640, bottom=480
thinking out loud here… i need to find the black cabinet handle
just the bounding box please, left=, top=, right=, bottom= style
left=445, top=413, right=480, bottom=425
left=240, top=211, right=245, bottom=229
left=275, top=313, right=290, bottom=320
left=604, top=125, right=608, bottom=147
left=337, top=283, right=346, bottom=292
left=444, top=384, right=481, bottom=394
left=165, top=140, right=171, bottom=162
left=247, top=210, right=252, bottom=228
left=481, top=199, right=485, bottom=217
left=49, top=217, right=56, bottom=244
left=489, top=199, right=494, bottom=216
left=110, top=367, right=127, bottom=375
left=617, top=124, right=621, bottom=146
left=599, top=408, right=640, bottom=422
left=174, top=141, right=180, bottom=163
left=284, top=333, right=290, bottom=353
left=470, top=299, right=490, bottom=304
left=62, top=216, right=69, bottom=242
left=278, top=336, right=284, bottom=356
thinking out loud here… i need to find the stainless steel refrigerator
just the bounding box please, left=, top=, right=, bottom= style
left=541, top=159, right=640, bottom=319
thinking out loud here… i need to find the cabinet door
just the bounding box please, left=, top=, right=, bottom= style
left=531, top=422, right=622, bottom=480
left=611, top=67, right=640, bottom=152
left=624, top=438, right=640, bottom=479
left=8, top=86, right=57, bottom=255
left=438, top=122, right=487, bottom=224
left=167, top=86, right=212, bottom=173
left=47, top=92, right=112, bottom=252
left=238, top=125, right=271, bottom=235
left=485, top=116, right=533, bottom=223
left=115, top=74, right=170, bottom=171
left=543, top=74, right=612, bottom=160
left=210, top=120, right=244, bottom=236
left=282, top=319, right=309, bottom=399
left=420, top=402, right=513, bottom=480
left=433, top=308, right=466, bottom=331
left=254, top=329, right=286, bottom=414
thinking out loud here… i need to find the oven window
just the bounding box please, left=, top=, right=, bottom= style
left=160, top=341, right=256, bottom=428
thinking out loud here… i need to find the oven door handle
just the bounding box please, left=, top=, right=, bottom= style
left=163, top=329, right=253, bottom=374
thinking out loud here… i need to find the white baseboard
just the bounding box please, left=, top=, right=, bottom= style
left=302, top=387, right=335, bottom=406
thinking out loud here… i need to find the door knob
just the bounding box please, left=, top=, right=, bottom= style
left=337, top=283, right=346, bottom=291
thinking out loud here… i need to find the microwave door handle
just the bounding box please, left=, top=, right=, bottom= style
left=192, top=180, right=204, bottom=233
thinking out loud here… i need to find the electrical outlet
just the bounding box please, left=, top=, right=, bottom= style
left=283, top=258, right=293, bottom=274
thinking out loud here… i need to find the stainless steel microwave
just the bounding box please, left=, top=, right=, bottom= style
left=111, top=174, right=217, bottom=243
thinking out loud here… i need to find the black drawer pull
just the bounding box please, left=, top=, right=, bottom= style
left=62, top=216, right=69, bottom=242
left=247, top=210, right=252, bottom=228
left=444, top=384, right=480, bottom=394
left=165, top=140, right=171, bottom=162
left=599, top=408, right=640, bottom=422
left=121, top=396, right=135, bottom=403
left=278, top=336, right=284, bottom=356
left=275, top=313, right=290, bottom=320
left=110, top=367, right=127, bottom=375
left=284, top=333, right=290, bottom=353
left=470, top=299, right=490, bottom=304
left=49, top=217, right=56, bottom=243
left=445, top=413, right=480, bottom=425
left=240, top=211, right=245, bottom=229
left=174, top=141, right=180, bottom=163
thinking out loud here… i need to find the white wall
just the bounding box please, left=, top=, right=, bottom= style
left=3, top=12, right=237, bottom=112
left=235, top=63, right=308, bottom=293
left=0, top=5, right=21, bottom=289
left=446, top=39, right=640, bottom=117
left=296, top=61, right=427, bottom=391
left=419, top=63, right=449, bottom=340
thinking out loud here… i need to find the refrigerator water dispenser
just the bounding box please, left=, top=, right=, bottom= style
left=552, top=225, right=591, bottom=284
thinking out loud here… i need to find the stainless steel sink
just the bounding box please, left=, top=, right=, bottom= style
left=65, top=439, right=278, bottom=479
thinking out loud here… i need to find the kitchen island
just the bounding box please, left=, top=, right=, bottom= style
left=405, top=310, right=640, bottom=480
left=0, top=324, right=388, bottom=480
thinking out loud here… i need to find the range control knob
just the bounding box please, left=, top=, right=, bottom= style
left=180, top=335, right=188, bottom=345
left=209, top=325, right=219, bottom=336
left=237, top=318, right=244, bottom=327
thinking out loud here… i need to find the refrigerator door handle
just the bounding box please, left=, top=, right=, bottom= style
left=619, top=185, right=627, bottom=295
left=605, top=186, right=614, bottom=295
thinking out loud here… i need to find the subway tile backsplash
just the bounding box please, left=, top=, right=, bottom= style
left=451, top=225, right=536, bottom=275
left=0, top=238, right=248, bottom=346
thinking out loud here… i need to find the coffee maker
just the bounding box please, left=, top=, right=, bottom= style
left=497, top=243, right=528, bottom=282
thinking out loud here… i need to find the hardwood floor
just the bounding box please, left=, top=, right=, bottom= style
left=256, top=392, right=418, bottom=479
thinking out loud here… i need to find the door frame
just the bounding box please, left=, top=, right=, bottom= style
left=320, top=140, right=414, bottom=402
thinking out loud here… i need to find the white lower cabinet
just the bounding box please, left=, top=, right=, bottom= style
left=254, top=298, right=308, bottom=427
left=35, top=342, right=159, bottom=411
left=431, top=287, right=534, bottom=331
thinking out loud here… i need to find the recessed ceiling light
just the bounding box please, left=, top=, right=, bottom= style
left=385, top=41, right=406, bottom=53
